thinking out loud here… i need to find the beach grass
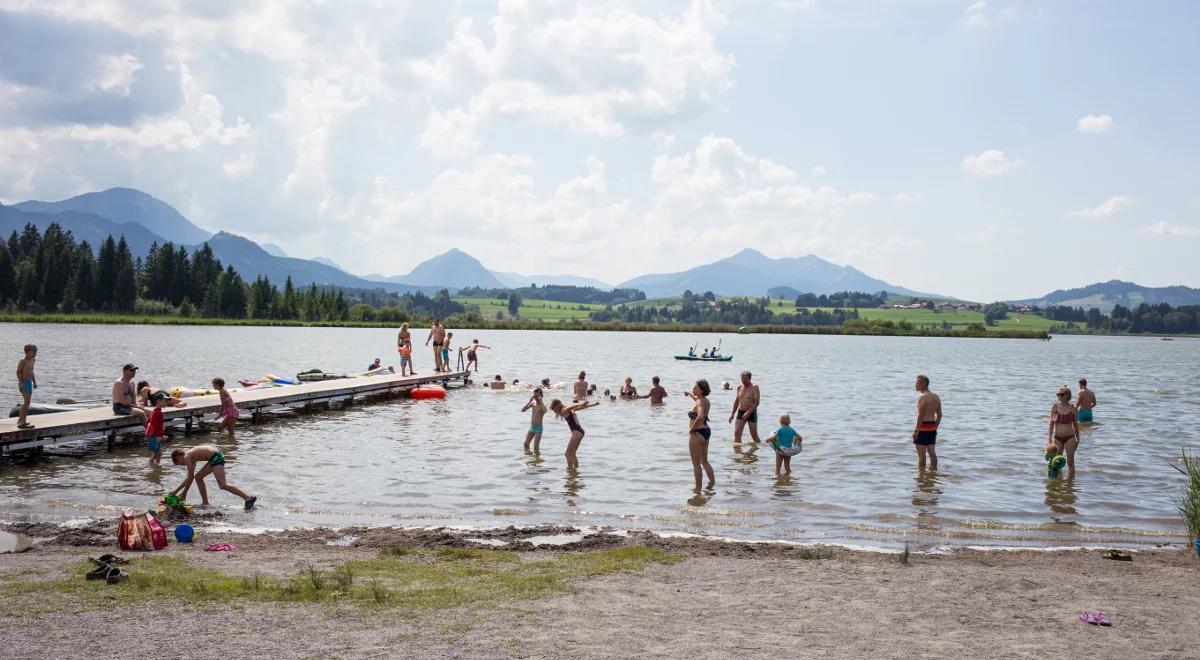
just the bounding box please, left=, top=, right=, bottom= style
left=0, top=547, right=679, bottom=613
left=1173, top=449, right=1200, bottom=549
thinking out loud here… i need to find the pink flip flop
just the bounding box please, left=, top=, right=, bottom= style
left=204, top=543, right=237, bottom=552
left=1079, top=611, right=1111, bottom=626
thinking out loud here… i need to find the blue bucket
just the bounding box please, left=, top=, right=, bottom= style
left=1194, top=539, right=1199, bottom=559
left=174, top=523, right=195, bottom=543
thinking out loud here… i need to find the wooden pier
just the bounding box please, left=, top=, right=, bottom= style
left=0, top=370, right=470, bottom=453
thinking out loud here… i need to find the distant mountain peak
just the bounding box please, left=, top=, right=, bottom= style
left=13, top=187, right=211, bottom=245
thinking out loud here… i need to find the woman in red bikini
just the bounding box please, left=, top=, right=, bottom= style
left=1046, top=385, right=1080, bottom=477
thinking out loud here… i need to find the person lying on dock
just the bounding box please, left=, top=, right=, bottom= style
left=168, top=445, right=257, bottom=510
left=112, top=364, right=148, bottom=424
left=136, top=380, right=188, bottom=408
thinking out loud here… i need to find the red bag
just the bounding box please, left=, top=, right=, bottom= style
left=147, top=513, right=168, bottom=551
left=117, top=509, right=154, bottom=551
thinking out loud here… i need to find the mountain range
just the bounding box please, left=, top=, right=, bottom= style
left=1013, top=280, right=1200, bottom=311
left=618, top=248, right=928, bottom=298
left=5, top=187, right=1194, bottom=306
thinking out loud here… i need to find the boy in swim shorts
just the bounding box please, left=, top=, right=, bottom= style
left=441, top=332, right=453, bottom=372
left=169, top=445, right=256, bottom=510
left=15, top=344, right=37, bottom=429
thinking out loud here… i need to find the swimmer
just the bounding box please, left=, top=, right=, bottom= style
left=490, top=374, right=506, bottom=390
left=1047, top=385, right=1080, bottom=477
left=683, top=380, right=714, bottom=490
left=521, top=388, right=548, bottom=452
left=550, top=398, right=599, bottom=469
left=1076, top=378, right=1097, bottom=423
left=640, top=376, right=668, bottom=404
left=912, top=374, right=942, bottom=471
left=619, top=377, right=638, bottom=399
left=573, top=371, right=589, bottom=401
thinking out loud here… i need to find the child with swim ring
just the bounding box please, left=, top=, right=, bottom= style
left=766, top=413, right=802, bottom=475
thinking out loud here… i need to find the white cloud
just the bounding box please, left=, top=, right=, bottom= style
left=1076, top=114, right=1114, bottom=134
left=1136, top=221, right=1200, bottom=237
left=414, top=0, right=735, bottom=157
left=1064, top=195, right=1132, bottom=219
left=960, top=1, right=1014, bottom=28
left=810, top=164, right=828, bottom=177
left=961, top=149, right=1018, bottom=176
left=893, top=192, right=923, bottom=205
left=956, top=223, right=997, bottom=244
left=776, top=0, right=817, bottom=10
left=89, top=53, right=143, bottom=96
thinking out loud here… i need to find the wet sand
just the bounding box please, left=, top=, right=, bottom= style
left=2, top=522, right=1197, bottom=659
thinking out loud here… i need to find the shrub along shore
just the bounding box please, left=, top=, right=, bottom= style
left=0, top=312, right=1049, bottom=338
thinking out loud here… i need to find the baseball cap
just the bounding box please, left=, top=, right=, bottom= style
left=123, top=363, right=138, bottom=372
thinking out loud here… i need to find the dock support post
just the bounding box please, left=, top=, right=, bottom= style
left=252, top=409, right=261, bottom=423
left=106, top=431, right=116, bottom=450
left=185, top=417, right=193, bottom=436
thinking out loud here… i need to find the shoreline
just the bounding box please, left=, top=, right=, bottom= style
left=0, top=313, right=1052, bottom=338
left=2, top=520, right=1197, bottom=659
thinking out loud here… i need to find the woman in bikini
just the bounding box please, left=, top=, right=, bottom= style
left=549, top=398, right=599, bottom=469
left=1046, top=385, right=1081, bottom=477
left=683, top=379, right=715, bottom=491
left=619, top=377, right=638, bottom=399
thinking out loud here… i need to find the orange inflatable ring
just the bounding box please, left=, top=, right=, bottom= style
left=410, top=384, right=446, bottom=400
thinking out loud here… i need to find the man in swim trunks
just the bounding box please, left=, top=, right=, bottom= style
left=912, top=374, right=942, bottom=470
left=169, top=445, right=256, bottom=510
left=641, top=376, right=668, bottom=404
left=426, top=318, right=446, bottom=372
left=729, top=370, right=760, bottom=444
left=15, top=344, right=37, bottom=429
left=573, top=371, right=589, bottom=401
left=1076, top=378, right=1097, bottom=423
left=111, top=363, right=148, bottom=424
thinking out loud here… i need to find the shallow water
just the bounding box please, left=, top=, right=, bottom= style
left=1, top=325, right=1196, bottom=549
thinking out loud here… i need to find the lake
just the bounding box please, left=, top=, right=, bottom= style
left=1, top=324, right=1196, bottom=550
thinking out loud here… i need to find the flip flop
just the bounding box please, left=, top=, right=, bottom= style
left=1079, top=611, right=1111, bottom=626
left=17, top=423, right=34, bottom=430
left=104, top=567, right=128, bottom=584
left=85, top=563, right=110, bottom=580
left=96, top=553, right=128, bottom=565
left=1102, top=550, right=1133, bottom=561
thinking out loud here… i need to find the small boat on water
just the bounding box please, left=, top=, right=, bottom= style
left=674, top=354, right=733, bottom=362
left=1161, top=337, right=1175, bottom=341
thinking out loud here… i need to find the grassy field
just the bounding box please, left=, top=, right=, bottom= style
left=455, top=297, right=602, bottom=321
left=761, top=299, right=1057, bottom=332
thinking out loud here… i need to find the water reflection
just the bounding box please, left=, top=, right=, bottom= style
left=687, top=488, right=714, bottom=507
left=770, top=473, right=798, bottom=500
left=912, top=470, right=943, bottom=531
left=731, top=442, right=760, bottom=466
left=1044, top=476, right=1078, bottom=517
left=563, top=467, right=585, bottom=507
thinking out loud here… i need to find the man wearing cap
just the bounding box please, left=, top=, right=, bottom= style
left=112, top=363, right=148, bottom=423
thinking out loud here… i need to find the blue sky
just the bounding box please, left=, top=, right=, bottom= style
left=0, top=0, right=1197, bottom=300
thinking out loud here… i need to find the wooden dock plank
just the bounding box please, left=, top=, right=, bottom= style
left=0, top=370, right=469, bottom=449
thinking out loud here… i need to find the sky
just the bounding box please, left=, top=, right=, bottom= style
left=0, top=0, right=1198, bottom=301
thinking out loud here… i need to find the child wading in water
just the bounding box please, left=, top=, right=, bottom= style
left=15, top=344, right=37, bottom=429
left=766, top=413, right=802, bottom=475
left=145, top=392, right=167, bottom=465
left=213, top=378, right=239, bottom=435
left=522, top=387, right=548, bottom=452
left=550, top=398, right=599, bottom=468
left=169, top=445, right=256, bottom=510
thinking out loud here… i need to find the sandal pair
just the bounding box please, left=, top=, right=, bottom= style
left=85, top=564, right=128, bottom=584
left=1079, top=611, right=1111, bottom=626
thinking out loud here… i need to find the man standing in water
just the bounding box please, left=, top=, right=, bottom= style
left=425, top=318, right=446, bottom=372
left=729, top=370, right=760, bottom=444
left=1076, top=378, right=1097, bottom=423
left=573, top=371, right=589, bottom=401
left=641, top=376, right=668, bottom=404
left=912, top=374, right=942, bottom=470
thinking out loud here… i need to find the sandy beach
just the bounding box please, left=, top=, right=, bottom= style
left=1, top=521, right=1196, bottom=659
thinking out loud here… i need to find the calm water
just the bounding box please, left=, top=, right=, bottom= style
left=1, top=325, right=1197, bottom=549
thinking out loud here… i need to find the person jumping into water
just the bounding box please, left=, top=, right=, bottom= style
left=464, top=339, right=490, bottom=373
left=912, top=374, right=942, bottom=471
left=729, top=371, right=760, bottom=444
left=1047, top=385, right=1080, bottom=477
left=550, top=398, right=599, bottom=469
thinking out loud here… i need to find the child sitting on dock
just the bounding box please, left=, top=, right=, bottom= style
left=145, top=392, right=167, bottom=466
left=766, top=413, right=802, bottom=475
left=169, top=445, right=257, bottom=510
left=213, top=378, right=239, bottom=435
left=15, top=344, right=37, bottom=429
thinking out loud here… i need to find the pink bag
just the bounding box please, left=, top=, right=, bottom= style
left=147, top=513, right=168, bottom=551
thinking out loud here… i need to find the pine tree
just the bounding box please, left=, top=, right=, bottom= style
left=95, top=236, right=117, bottom=310
left=73, top=244, right=96, bottom=311
left=113, top=262, right=137, bottom=312
left=0, top=241, right=15, bottom=306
